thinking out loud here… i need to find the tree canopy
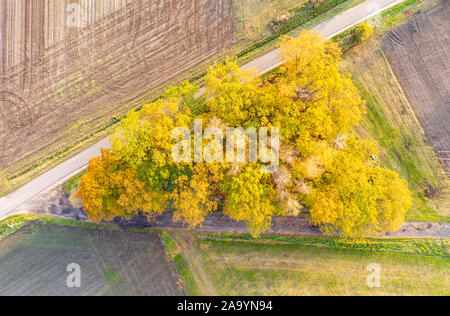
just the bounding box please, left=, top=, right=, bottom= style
left=78, top=30, right=412, bottom=238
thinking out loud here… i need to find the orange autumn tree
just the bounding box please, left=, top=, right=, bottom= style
left=77, top=30, right=412, bottom=238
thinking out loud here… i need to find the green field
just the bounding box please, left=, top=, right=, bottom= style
left=165, top=231, right=450, bottom=296
left=0, top=220, right=184, bottom=296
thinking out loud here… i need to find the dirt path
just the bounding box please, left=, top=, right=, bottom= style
left=148, top=211, right=450, bottom=239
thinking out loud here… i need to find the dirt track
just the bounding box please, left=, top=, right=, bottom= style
left=0, top=0, right=233, bottom=171
left=382, top=1, right=450, bottom=178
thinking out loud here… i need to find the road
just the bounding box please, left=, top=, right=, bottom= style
left=0, top=0, right=405, bottom=220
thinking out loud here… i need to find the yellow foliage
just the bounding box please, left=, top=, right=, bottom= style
left=111, top=96, right=192, bottom=169
left=308, top=148, right=412, bottom=238
left=205, top=58, right=261, bottom=126
left=354, top=21, right=374, bottom=43
left=77, top=149, right=167, bottom=223
left=278, top=32, right=365, bottom=140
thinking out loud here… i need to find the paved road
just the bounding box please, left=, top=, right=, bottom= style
left=0, top=0, right=405, bottom=220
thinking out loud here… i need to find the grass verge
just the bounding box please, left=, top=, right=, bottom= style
left=0, top=215, right=40, bottom=241
left=63, top=170, right=87, bottom=195
left=156, top=230, right=202, bottom=296
left=202, top=232, right=450, bottom=257
left=0, top=214, right=118, bottom=242
left=235, top=0, right=365, bottom=64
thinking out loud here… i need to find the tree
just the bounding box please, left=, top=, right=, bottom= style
left=204, top=58, right=261, bottom=126
left=306, top=139, right=412, bottom=238
left=354, top=21, right=374, bottom=43
left=110, top=95, right=193, bottom=170
left=223, top=164, right=278, bottom=236
left=277, top=31, right=365, bottom=144
left=171, top=162, right=227, bottom=227
left=77, top=149, right=168, bottom=223
left=78, top=31, right=412, bottom=238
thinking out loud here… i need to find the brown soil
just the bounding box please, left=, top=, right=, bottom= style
left=382, top=1, right=450, bottom=178
left=0, top=0, right=233, bottom=173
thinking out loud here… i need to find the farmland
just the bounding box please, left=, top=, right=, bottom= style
left=1, top=217, right=449, bottom=296
left=163, top=231, right=450, bottom=296
left=0, top=220, right=184, bottom=296
left=382, top=1, right=449, bottom=178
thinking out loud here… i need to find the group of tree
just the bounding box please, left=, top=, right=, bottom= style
left=78, top=30, right=412, bottom=238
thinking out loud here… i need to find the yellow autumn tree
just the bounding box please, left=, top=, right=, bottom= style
left=277, top=31, right=365, bottom=146
left=204, top=58, right=261, bottom=126
left=307, top=139, right=412, bottom=238
left=171, top=162, right=227, bottom=227
left=111, top=95, right=192, bottom=170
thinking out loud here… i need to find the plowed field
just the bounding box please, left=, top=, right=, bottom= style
left=382, top=1, right=450, bottom=178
